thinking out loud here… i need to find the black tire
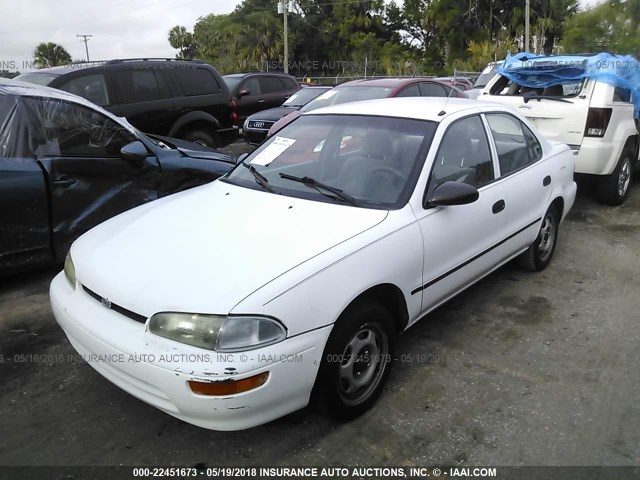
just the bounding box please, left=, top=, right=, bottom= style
left=314, top=301, right=395, bottom=421
left=182, top=129, right=220, bottom=148
left=517, top=205, right=560, bottom=272
left=596, top=149, right=634, bottom=206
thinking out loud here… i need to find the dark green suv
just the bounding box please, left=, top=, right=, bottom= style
left=16, top=58, right=239, bottom=147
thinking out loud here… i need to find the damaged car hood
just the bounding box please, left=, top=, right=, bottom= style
left=72, top=181, right=388, bottom=318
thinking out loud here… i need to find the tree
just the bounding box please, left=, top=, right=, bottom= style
left=168, top=26, right=198, bottom=60
left=33, top=43, right=72, bottom=68
left=562, top=0, right=640, bottom=56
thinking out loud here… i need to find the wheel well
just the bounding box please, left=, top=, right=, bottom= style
left=178, top=120, right=218, bottom=139
left=345, top=284, right=409, bottom=334
left=550, top=196, right=564, bottom=218
left=623, top=135, right=638, bottom=157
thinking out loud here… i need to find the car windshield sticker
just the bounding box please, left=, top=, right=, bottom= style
left=317, top=90, right=338, bottom=100
left=250, top=136, right=297, bottom=166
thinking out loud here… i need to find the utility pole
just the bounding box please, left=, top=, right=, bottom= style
left=278, top=0, right=289, bottom=74
left=524, top=0, right=530, bottom=52
left=77, top=34, right=93, bottom=62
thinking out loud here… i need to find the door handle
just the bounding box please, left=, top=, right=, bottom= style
left=53, top=176, right=76, bottom=187
left=492, top=199, right=505, bottom=214
left=258, top=99, right=265, bottom=103
left=543, top=175, right=551, bottom=186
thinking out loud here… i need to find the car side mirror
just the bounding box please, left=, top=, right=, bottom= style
left=238, top=89, right=250, bottom=98
left=120, top=140, right=149, bottom=164
left=428, top=181, right=479, bottom=206
left=236, top=152, right=249, bottom=164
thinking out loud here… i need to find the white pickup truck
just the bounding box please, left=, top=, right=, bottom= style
left=478, top=61, right=639, bottom=205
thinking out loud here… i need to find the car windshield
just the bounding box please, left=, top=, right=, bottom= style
left=14, top=72, right=59, bottom=86
left=300, top=86, right=393, bottom=112
left=222, top=76, right=242, bottom=90
left=490, top=74, right=584, bottom=97
left=223, top=114, right=436, bottom=209
left=283, top=87, right=331, bottom=107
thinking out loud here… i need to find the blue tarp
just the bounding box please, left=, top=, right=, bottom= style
left=497, top=51, right=640, bottom=115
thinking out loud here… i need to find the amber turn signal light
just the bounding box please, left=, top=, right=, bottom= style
left=188, top=372, right=269, bottom=396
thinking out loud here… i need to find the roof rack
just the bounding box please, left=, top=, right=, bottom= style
left=106, top=58, right=204, bottom=64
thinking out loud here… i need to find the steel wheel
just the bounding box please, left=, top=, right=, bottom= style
left=338, top=323, right=389, bottom=406
left=536, top=211, right=557, bottom=264
left=314, top=301, right=395, bottom=420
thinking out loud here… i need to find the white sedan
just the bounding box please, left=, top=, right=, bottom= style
left=50, top=98, right=577, bottom=431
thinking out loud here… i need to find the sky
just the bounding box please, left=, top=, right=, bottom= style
left=1, top=0, right=598, bottom=73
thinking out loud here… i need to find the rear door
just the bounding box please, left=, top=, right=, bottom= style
left=111, top=65, right=181, bottom=135
left=259, top=76, right=291, bottom=109
left=0, top=94, right=52, bottom=270
left=25, top=96, right=161, bottom=257
left=484, top=112, right=555, bottom=254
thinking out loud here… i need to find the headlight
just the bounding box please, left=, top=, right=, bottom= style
left=64, top=251, right=76, bottom=288
left=148, top=313, right=286, bottom=352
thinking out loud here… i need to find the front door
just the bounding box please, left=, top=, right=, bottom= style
left=413, top=115, right=509, bottom=315
left=24, top=96, right=161, bottom=257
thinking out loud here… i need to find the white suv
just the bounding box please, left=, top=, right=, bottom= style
left=479, top=66, right=638, bottom=205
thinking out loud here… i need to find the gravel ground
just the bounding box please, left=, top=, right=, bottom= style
left=0, top=175, right=639, bottom=470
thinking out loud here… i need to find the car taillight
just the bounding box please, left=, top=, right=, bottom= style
left=584, top=108, right=612, bottom=137
left=230, top=100, right=238, bottom=122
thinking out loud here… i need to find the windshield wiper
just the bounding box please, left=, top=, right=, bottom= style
left=241, top=161, right=275, bottom=192
left=279, top=173, right=359, bottom=206
left=523, top=94, right=572, bottom=104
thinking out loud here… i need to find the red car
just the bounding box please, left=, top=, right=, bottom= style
left=268, top=77, right=467, bottom=136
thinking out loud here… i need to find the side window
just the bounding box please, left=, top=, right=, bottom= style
left=58, top=74, right=111, bottom=107
left=173, top=68, right=221, bottom=96
left=260, top=77, right=286, bottom=94
left=113, top=69, right=170, bottom=103
left=242, top=78, right=260, bottom=95
left=486, top=113, right=542, bottom=176
left=395, top=84, right=421, bottom=97
left=420, top=82, right=447, bottom=97
left=25, top=98, right=135, bottom=157
left=432, top=115, right=494, bottom=188
left=283, top=78, right=298, bottom=90
left=614, top=86, right=631, bottom=103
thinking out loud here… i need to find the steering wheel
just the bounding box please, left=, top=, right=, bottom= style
left=370, top=166, right=405, bottom=183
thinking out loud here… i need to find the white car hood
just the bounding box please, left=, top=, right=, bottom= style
left=73, top=181, right=388, bottom=317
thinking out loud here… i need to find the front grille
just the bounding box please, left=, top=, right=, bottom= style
left=247, top=120, right=275, bottom=130
left=83, top=285, right=148, bottom=324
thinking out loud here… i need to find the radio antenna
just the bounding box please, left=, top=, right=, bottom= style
left=438, top=68, right=459, bottom=116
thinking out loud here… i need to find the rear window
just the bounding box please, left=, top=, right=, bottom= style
left=113, top=69, right=171, bottom=104
left=14, top=72, right=59, bottom=86
left=300, top=86, right=392, bottom=112
left=174, top=68, right=221, bottom=96
left=489, top=74, right=584, bottom=98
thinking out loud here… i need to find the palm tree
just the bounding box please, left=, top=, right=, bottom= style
left=33, top=42, right=72, bottom=68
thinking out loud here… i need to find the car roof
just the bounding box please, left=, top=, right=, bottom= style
left=0, top=78, right=136, bottom=132
left=305, top=97, right=504, bottom=122
left=335, top=77, right=442, bottom=88
left=224, top=72, right=294, bottom=78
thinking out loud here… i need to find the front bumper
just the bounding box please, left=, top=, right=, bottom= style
left=50, top=272, right=331, bottom=431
